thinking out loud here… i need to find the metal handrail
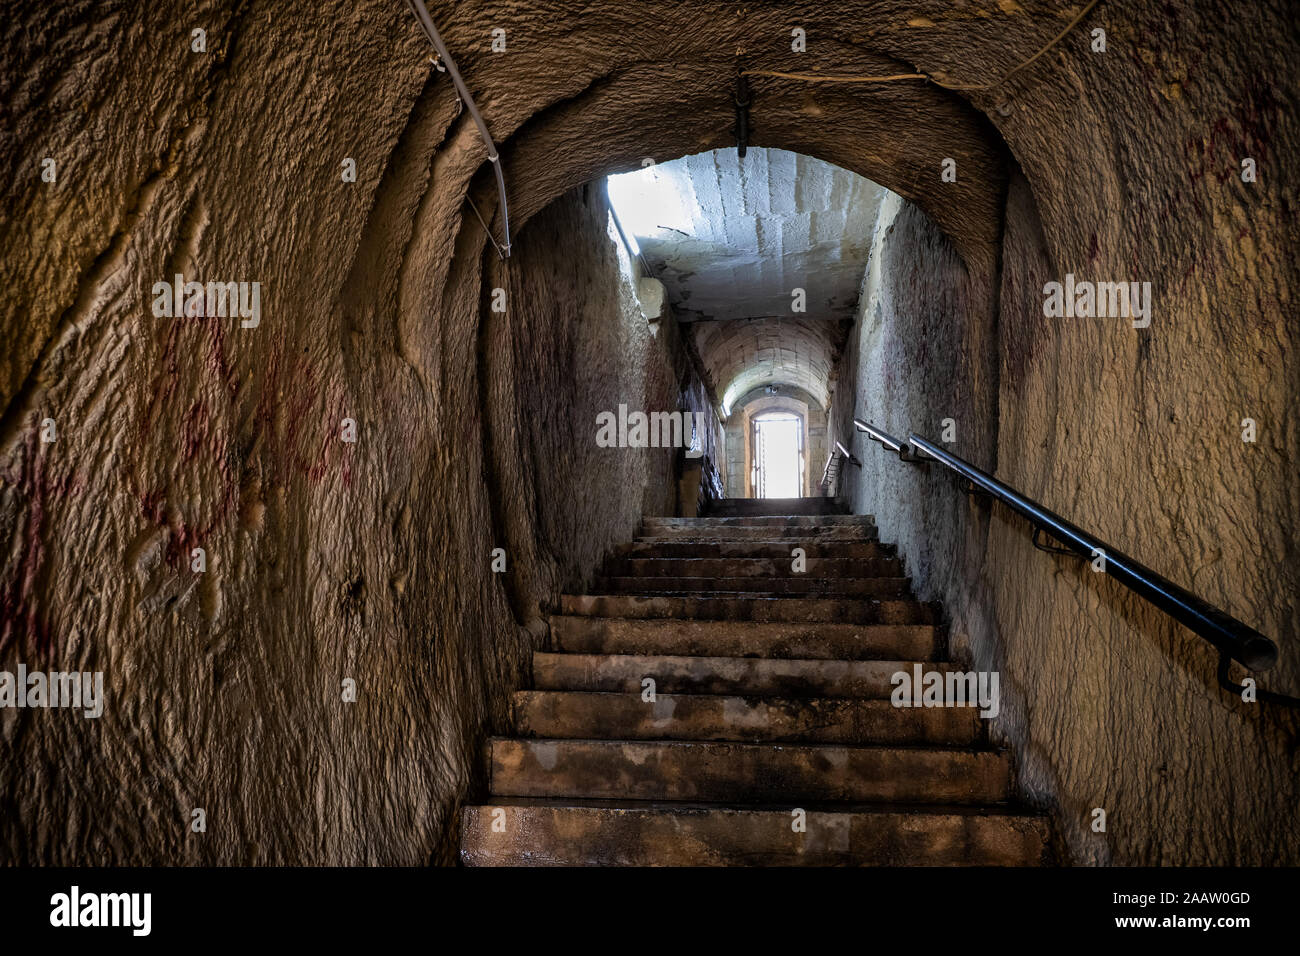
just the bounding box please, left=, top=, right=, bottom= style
left=821, top=440, right=862, bottom=496
left=856, top=421, right=905, bottom=454
left=835, top=440, right=862, bottom=468
left=820, top=450, right=836, bottom=490
left=853, top=418, right=1297, bottom=708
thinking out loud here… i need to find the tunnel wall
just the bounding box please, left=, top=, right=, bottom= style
left=0, top=15, right=699, bottom=861
left=484, top=181, right=718, bottom=628
left=831, top=190, right=1003, bottom=709
left=2, top=0, right=1296, bottom=867
left=836, top=167, right=1300, bottom=865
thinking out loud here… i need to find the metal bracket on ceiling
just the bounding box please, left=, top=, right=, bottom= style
left=734, top=69, right=752, bottom=159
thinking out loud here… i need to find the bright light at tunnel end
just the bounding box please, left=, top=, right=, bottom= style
left=606, top=164, right=692, bottom=242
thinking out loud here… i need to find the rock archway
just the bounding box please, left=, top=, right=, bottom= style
left=1, top=0, right=1295, bottom=866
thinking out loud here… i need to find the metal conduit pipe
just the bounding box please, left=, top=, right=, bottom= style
left=405, top=0, right=512, bottom=257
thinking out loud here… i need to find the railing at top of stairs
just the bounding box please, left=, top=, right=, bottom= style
left=820, top=440, right=861, bottom=497
left=852, top=418, right=1299, bottom=709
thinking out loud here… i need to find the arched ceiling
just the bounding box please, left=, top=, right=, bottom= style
left=693, top=317, right=846, bottom=414
left=490, top=15, right=1012, bottom=269
left=611, top=148, right=888, bottom=323
left=606, top=147, right=884, bottom=414
left=461, top=6, right=1015, bottom=421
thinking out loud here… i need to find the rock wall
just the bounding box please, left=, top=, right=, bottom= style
left=2, top=0, right=1296, bottom=866
left=0, top=53, right=696, bottom=863
left=838, top=167, right=1299, bottom=865
left=484, top=182, right=714, bottom=622
left=832, top=191, right=1003, bottom=695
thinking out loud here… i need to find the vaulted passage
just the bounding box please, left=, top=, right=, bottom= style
left=1, top=0, right=1297, bottom=871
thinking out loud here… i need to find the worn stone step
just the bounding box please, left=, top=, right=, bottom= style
left=560, top=594, right=936, bottom=625
left=643, top=515, right=873, bottom=529
left=460, top=803, right=1052, bottom=866
left=549, top=616, right=942, bottom=661
left=707, top=497, right=849, bottom=517
left=617, top=540, right=896, bottom=560
left=533, top=652, right=950, bottom=697
left=595, top=576, right=911, bottom=598
left=605, top=556, right=905, bottom=578
left=638, top=524, right=878, bottom=541
left=488, top=738, right=1013, bottom=804
left=513, top=691, right=983, bottom=745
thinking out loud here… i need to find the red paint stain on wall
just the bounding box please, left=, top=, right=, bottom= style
left=0, top=433, right=83, bottom=660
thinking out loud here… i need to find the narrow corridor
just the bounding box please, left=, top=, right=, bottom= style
left=1, top=0, right=1296, bottom=896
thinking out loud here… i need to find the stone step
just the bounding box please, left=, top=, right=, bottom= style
left=637, top=524, right=878, bottom=541
left=643, top=515, right=873, bottom=529
left=513, top=691, right=983, bottom=745
left=549, top=616, right=942, bottom=661
left=617, top=540, right=896, bottom=560
left=605, top=556, right=905, bottom=578
left=460, top=803, right=1052, bottom=866
left=560, top=594, right=936, bottom=625
left=488, top=738, right=1013, bottom=804
left=596, top=576, right=911, bottom=598
left=707, top=497, right=849, bottom=517
left=533, top=652, right=949, bottom=698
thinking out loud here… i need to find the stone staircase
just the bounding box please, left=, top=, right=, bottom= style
left=459, top=497, right=1053, bottom=866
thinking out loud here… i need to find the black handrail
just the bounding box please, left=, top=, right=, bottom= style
left=856, top=420, right=905, bottom=454
left=853, top=418, right=1297, bottom=708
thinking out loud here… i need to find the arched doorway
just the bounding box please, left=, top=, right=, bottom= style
left=751, top=411, right=803, bottom=498
left=720, top=388, right=827, bottom=499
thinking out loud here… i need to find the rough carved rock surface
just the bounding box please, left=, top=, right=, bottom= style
left=1, top=0, right=1296, bottom=865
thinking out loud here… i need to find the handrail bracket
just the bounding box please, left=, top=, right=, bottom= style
left=1032, top=526, right=1079, bottom=557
